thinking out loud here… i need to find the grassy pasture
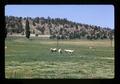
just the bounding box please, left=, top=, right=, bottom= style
left=5, top=37, right=114, bottom=79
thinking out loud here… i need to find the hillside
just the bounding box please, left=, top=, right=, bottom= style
left=5, top=16, right=114, bottom=40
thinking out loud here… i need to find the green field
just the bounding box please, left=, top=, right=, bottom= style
left=5, top=37, right=114, bottom=79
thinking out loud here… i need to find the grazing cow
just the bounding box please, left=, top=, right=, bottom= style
left=64, top=49, right=74, bottom=54
left=50, top=48, right=57, bottom=52
left=89, top=46, right=95, bottom=49
left=58, top=48, right=62, bottom=54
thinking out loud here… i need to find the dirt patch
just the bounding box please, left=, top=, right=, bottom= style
left=100, top=57, right=114, bottom=60
left=40, top=41, right=112, bottom=47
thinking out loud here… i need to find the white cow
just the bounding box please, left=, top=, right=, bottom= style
left=50, top=48, right=57, bottom=52
left=89, top=46, right=95, bottom=49
left=58, top=48, right=62, bottom=54
left=64, top=49, right=74, bottom=54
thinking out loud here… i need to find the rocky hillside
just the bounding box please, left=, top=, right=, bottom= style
left=5, top=16, right=114, bottom=40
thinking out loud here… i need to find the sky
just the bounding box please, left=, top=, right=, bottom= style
left=5, top=5, right=114, bottom=29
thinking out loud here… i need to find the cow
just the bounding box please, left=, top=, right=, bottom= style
left=50, top=48, right=57, bottom=52
left=64, top=49, right=74, bottom=54
left=58, top=48, right=62, bottom=54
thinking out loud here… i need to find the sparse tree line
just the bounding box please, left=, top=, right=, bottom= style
left=5, top=16, right=114, bottom=40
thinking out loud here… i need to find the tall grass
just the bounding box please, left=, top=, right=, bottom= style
left=5, top=37, right=114, bottom=79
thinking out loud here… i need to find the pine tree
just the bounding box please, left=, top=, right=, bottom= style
left=25, top=19, right=30, bottom=39
left=109, top=32, right=113, bottom=47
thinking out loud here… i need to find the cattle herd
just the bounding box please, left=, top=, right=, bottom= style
left=50, top=48, right=74, bottom=54
left=50, top=46, right=96, bottom=54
